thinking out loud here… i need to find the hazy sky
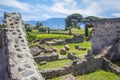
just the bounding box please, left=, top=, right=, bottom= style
left=0, top=0, right=120, bottom=21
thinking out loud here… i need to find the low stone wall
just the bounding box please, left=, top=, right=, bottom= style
left=40, top=65, right=72, bottom=79
left=45, top=39, right=65, bottom=45
left=40, top=56, right=104, bottom=79
left=65, top=35, right=84, bottom=43
left=68, top=52, right=79, bottom=60
left=34, top=52, right=59, bottom=62
left=40, top=38, right=55, bottom=44
left=72, top=57, right=103, bottom=75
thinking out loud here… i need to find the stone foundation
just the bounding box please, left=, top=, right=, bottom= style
left=34, top=52, right=59, bottom=62
left=40, top=65, right=72, bottom=79
left=72, top=57, right=103, bottom=75
left=40, top=56, right=104, bottom=79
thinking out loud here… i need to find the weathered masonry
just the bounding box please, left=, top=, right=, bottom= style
left=92, top=18, right=120, bottom=61
left=1, top=12, right=45, bottom=80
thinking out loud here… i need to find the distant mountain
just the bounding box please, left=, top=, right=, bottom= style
left=24, top=20, right=37, bottom=26
left=24, top=18, right=65, bottom=30
left=0, top=17, right=65, bottom=29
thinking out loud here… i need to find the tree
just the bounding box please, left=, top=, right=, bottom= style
left=0, top=24, right=3, bottom=28
left=85, top=24, right=89, bottom=37
left=39, top=26, right=47, bottom=33
left=48, top=27, right=50, bottom=34
left=65, top=13, right=83, bottom=30
left=36, top=22, right=43, bottom=29
left=83, top=16, right=100, bottom=24
left=25, top=24, right=33, bottom=32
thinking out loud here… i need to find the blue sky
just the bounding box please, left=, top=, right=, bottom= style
left=0, top=0, right=120, bottom=21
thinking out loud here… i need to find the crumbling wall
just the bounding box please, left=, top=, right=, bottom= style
left=41, top=65, right=72, bottom=79
left=0, top=29, right=3, bottom=48
left=40, top=56, right=103, bottom=79
left=34, top=53, right=59, bottom=62
left=72, top=57, right=103, bottom=75
left=3, top=12, right=45, bottom=80
left=92, top=18, right=120, bottom=61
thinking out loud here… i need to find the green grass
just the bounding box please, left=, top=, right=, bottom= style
left=32, top=29, right=39, bottom=33
left=36, top=33, right=72, bottom=39
left=77, top=69, right=120, bottom=80
left=49, top=41, right=92, bottom=57
left=51, top=70, right=120, bottom=80
left=27, top=32, right=73, bottom=46
left=69, top=28, right=85, bottom=34
left=28, top=32, right=73, bottom=40
left=37, top=59, right=72, bottom=70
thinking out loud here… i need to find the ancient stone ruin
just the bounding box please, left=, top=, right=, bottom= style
left=0, top=12, right=45, bottom=80
left=92, top=18, right=120, bottom=61
left=0, top=12, right=120, bottom=80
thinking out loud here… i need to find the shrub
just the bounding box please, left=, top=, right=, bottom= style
left=39, top=26, right=47, bottom=33
left=27, top=32, right=37, bottom=43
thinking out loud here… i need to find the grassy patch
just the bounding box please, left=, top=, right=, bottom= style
left=27, top=32, right=72, bottom=40
left=77, top=69, right=120, bottom=80
left=32, top=29, right=39, bottom=33
left=69, top=28, right=85, bottom=34
left=49, top=41, right=92, bottom=57
left=37, top=59, right=72, bottom=70
left=36, top=34, right=72, bottom=39
left=51, top=70, right=120, bottom=80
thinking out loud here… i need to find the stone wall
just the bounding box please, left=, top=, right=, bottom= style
left=34, top=52, right=59, bottom=62
left=40, top=38, right=55, bottom=44
left=40, top=56, right=103, bottom=79
left=72, top=57, right=103, bottom=75
left=0, top=29, right=3, bottom=48
left=68, top=52, right=79, bottom=60
left=40, top=65, right=72, bottom=79
left=65, top=35, right=84, bottom=43
left=92, top=18, right=120, bottom=60
left=3, top=12, right=44, bottom=80
left=0, top=30, right=6, bottom=80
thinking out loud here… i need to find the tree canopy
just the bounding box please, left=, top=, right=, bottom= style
left=65, top=13, right=83, bottom=29
left=25, top=24, right=33, bottom=32
left=83, top=16, right=100, bottom=24
left=36, top=22, right=43, bottom=28
left=65, top=13, right=101, bottom=30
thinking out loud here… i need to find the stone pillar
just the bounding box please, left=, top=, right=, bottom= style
left=3, top=12, right=45, bottom=80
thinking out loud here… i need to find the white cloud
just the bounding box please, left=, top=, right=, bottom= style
left=0, top=0, right=30, bottom=12
left=83, top=0, right=93, bottom=3
left=1, top=0, right=120, bottom=21
left=99, top=0, right=120, bottom=10
left=50, top=0, right=101, bottom=17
